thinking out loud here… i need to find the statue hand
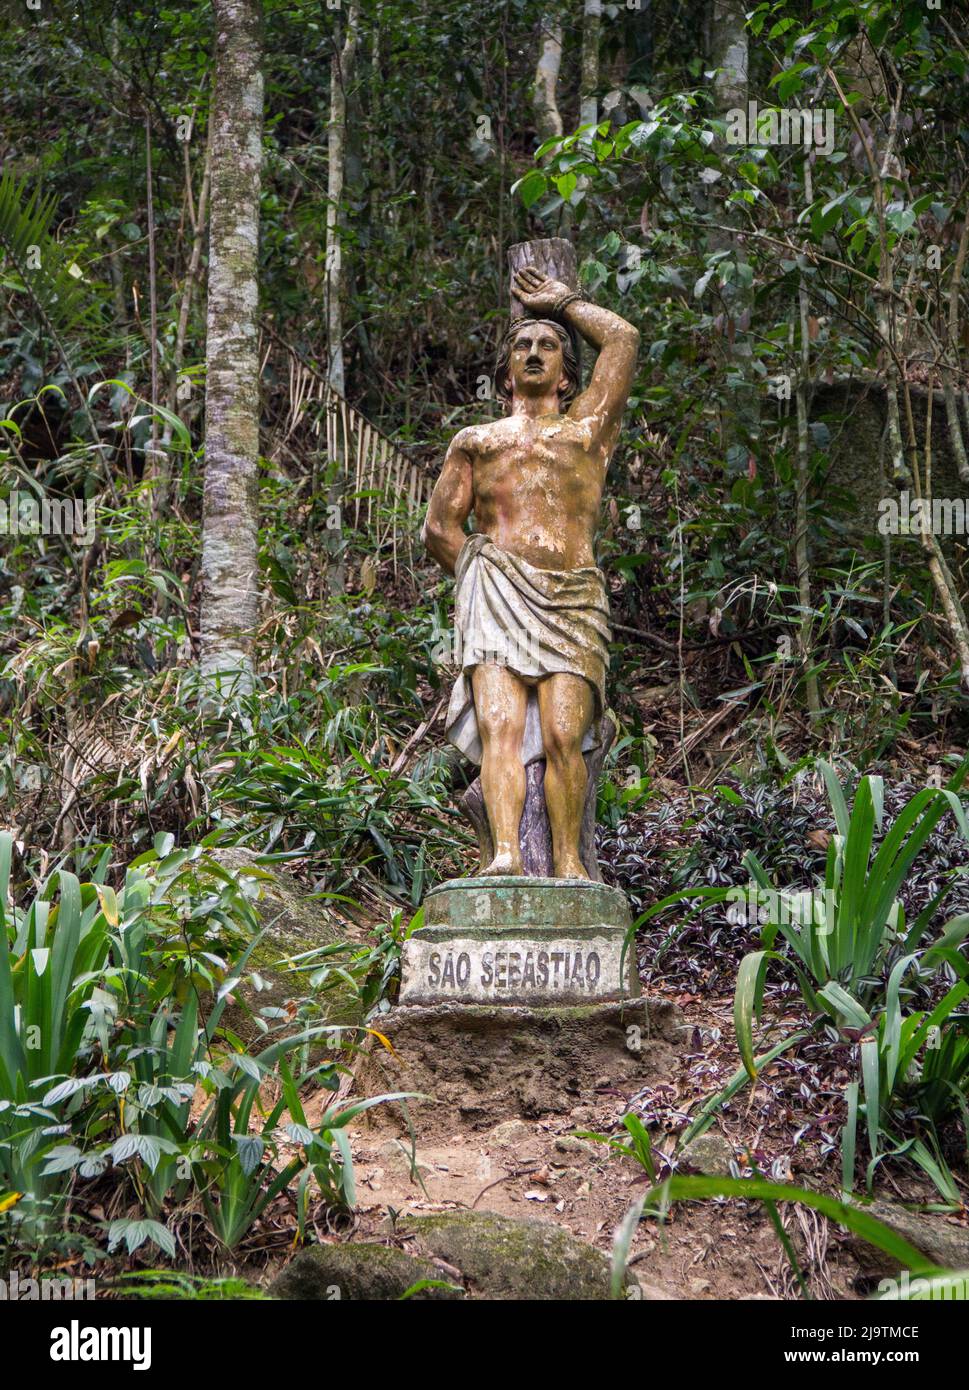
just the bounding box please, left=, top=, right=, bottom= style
left=513, top=266, right=575, bottom=316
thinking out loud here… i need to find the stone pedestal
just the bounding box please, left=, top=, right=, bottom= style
left=399, top=876, right=638, bottom=1007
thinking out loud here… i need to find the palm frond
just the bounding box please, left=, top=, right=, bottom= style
left=0, top=171, right=97, bottom=337
left=0, top=171, right=102, bottom=438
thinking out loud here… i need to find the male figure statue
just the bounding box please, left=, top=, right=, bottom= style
left=424, top=266, right=639, bottom=879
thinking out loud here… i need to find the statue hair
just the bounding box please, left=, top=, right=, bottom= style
left=494, top=319, right=580, bottom=411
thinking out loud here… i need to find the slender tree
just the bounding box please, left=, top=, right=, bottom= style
left=533, top=10, right=563, bottom=145
left=579, top=0, right=601, bottom=136
left=325, top=3, right=359, bottom=396
left=709, top=0, right=748, bottom=112
left=200, top=0, right=264, bottom=694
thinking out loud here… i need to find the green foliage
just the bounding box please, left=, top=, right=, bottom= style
left=732, top=760, right=969, bottom=1056
left=0, top=171, right=102, bottom=344
left=112, top=1269, right=268, bottom=1300
left=630, top=1174, right=946, bottom=1293
left=0, top=829, right=407, bottom=1258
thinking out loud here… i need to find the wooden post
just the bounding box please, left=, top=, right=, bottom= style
left=459, top=237, right=613, bottom=880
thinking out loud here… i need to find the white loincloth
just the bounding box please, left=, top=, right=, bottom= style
left=445, top=533, right=611, bottom=766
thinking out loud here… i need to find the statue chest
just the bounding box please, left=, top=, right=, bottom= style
left=473, top=432, right=596, bottom=511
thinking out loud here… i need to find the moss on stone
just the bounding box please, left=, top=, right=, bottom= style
left=211, top=847, right=369, bottom=1043
left=402, top=1210, right=640, bottom=1300
left=270, top=1242, right=463, bottom=1301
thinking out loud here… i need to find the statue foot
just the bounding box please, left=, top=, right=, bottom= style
left=555, top=858, right=590, bottom=880
left=480, top=850, right=524, bottom=876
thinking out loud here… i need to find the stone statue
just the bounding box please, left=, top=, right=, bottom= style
left=424, top=263, right=639, bottom=880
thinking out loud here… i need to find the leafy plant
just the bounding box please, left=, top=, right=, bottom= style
left=621, top=1174, right=944, bottom=1295
left=112, top=1269, right=269, bottom=1300
left=0, top=171, right=103, bottom=381
left=0, top=831, right=115, bottom=1230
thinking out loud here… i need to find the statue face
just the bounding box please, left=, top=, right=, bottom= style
left=506, top=324, right=568, bottom=405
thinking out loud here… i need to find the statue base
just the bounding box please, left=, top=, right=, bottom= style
left=353, top=998, right=682, bottom=1131
left=399, top=876, right=638, bottom=1007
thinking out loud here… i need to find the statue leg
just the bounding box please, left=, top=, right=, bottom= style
left=471, top=663, right=529, bottom=876
left=536, top=673, right=594, bottom=879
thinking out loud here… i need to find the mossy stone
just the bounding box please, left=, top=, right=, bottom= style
left=212, top=847, right=368, bottom=1044
left=269, top=1243, right=462, bottom=1300
left=403, top=1210, right=640, bottom=1300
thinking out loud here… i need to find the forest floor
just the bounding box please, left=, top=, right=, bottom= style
left=280, top=983, right=907, bottom=1301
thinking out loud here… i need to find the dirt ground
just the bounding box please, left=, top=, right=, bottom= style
left=304, top=988, right=872, bottom=1301
left=342, top=1126, right=860, bottom=1300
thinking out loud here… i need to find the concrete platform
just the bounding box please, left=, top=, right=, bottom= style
left=400, top=876, right=638, bottom=1006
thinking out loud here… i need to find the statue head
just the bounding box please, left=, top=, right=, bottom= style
left=494, top=318, right=579, bottom=412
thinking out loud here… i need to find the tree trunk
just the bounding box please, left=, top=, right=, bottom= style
left=572, top=0, right=601, bottom=230
left=707, top=0, right=759, bottom=468
left=325, top=4, right=359, bottom=396
left=709, top=0, right=748, bottom=112
left=458, top=237, right=612, bottom=880
left=579, top=0, right=601, bottom=134
left=200, top=0, right=264, bottom=695
left=795, top=157, right=821, bottom=716
left=324, top=4, right=359, bottom=597
left=533, top=11, right=563, bottom=144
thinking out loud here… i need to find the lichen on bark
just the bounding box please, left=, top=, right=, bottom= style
left=200, top=0, right=265, bottom=695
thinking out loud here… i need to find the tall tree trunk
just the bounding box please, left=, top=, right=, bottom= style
left=325, top=4, right=359, bottom=395
left=533, top=11, right=563, bottom=144
left=795, top=160, right=821, bottom=718
left=156, top=141, right=211, bottom=521
left=571, top=0, right=600, bottom=236
left=200, top=0, right=264, bottom=695
left=709, top=0, right=748, bottom=112
left=324, top=5, right=359, bottom=596
left=579, top=0, right=601, bottom=135
left=942, top=215, right=969, bottom=484
left=707, top=0, right=759, bottom=467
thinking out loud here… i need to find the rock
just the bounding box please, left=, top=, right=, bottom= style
left=555, top=1136, right=596, bottom=1157
left=375, top=1139, right=436, bottom=1178
left=269, top=1243, right=462, bottom=1301
left=847, top=1200, right=969, bottom=1280
left=635, top=1281, right=678, bottom=1301
left=490, top=1119, right=532, bottom=1148
left=813, top=379, right=966, bottom=558
left=211, top=848, right=369, bottom=1044
left=678, top=1131, right=736, bottom=1177
left=401, top=1210, right=640, bottom=1300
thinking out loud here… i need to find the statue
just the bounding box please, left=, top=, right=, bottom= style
left=424, top=261, right=639, bottom=880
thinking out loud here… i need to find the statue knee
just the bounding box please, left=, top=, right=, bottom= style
left=480, top=711, right=523, bottom=758
left=543, top=724, right=582, bottom=766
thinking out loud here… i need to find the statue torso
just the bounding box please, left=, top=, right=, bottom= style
left=462, top=413, right=606, bottom=571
